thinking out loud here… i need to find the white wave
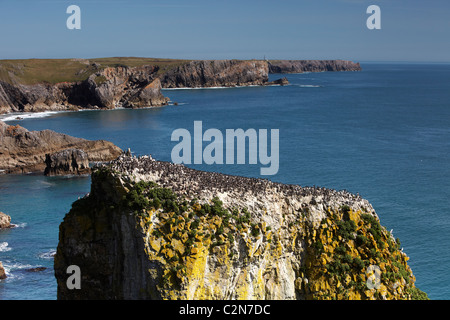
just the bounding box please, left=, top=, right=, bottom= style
left=38, top=249, right=56, bottom=260
left=37, top=180, right=56, bottom=188
left=0, top=242, right=12, bottom=252
left=163, top=86, right=229, bottom=90
left=162, top=84, right=263, bottom=90
left=10, top=222, right=27, bottom=229
left=1, top=261, right=34, bottom=280
left=295, top=84, right=321, bottom=88
left=0, top=111, right=61, bottom=122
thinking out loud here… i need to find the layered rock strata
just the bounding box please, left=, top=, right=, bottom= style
left=54, top=155, right=427, bottom=300
left=159, top=60, right=270, bottom=88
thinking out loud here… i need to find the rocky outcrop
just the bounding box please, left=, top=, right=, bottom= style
left=54, top=155, right=427, bottom=300
left=86, top=66, right=169, bottom=109
left=0, top=80, right=80, bottom=114
left=0, top=65, right=169, bottom=114
left=0, top=212, right=11, bottom=229
left=160, top=60, right=271, bottom=88
left=0, top=261, right=6, bottom=280
left=266, top=77, right=289, bottom=86
left=0, top=121, right=122, bottom=174
left=268, top=60, right=362, bottom=73
left=44, top=149, right=90, bottom=176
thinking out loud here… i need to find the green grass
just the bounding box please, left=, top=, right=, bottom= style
left=0, top=57, right=192, bottom=85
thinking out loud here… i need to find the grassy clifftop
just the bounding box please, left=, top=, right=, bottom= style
left=0, top=57, right=192, bottom=85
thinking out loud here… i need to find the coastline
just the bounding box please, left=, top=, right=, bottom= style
left=0, top=58, right=360, bottom=116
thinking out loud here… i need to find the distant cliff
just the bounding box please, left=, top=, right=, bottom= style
left=0, top=58, right=361, bottom=115
left=0, top=121, right=122, bottom=174
left=268, top=60, right=361, bottom=73
left=54, top=155, right=427, bottom=300
left=160, top=60, right=270, bottom=88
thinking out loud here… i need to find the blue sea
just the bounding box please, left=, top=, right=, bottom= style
left=0, top=63, right=449, bottom=299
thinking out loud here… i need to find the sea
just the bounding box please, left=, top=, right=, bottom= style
left=0, top=63, right=449, bottom=300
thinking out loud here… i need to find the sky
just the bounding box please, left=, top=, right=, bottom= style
left=0, top=0, right=449, bottom=62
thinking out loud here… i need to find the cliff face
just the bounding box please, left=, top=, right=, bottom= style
left=160, top=60, right=269, bottom=88
left=44, top=148, right=90, bottom=176
left=268, top=60, right=362, bottom=73
left=0, top=121, right=122, bottom=174
left=54, top=155, right=427, bottom=300
left=0, top=65, right=169, bottom=114
left=85, top=66, right=169, bottom=109
left=0, top=59, right=362, bottom=114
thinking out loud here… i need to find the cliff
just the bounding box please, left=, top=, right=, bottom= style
left=0, top=58, right=361, bottom=114
left=159, top=60, right=270, bottom=88
left=0, top=121, right=122, bottom=174
left=85, top=66, right=169, bottom=109
left=54, top=154, right=427, bottom=300
left=0, top=65, right=169, bottom=114
left=268, top=60, right=362, bottom=73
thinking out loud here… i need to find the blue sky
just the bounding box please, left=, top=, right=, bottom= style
left=0, top=0, right=449, bottom=62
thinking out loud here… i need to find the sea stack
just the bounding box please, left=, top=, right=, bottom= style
left=54, top=154, right=427, bottom=300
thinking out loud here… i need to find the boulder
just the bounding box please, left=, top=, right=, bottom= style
left=0, top=261, right=6, bottom=279
left=0, top=212, right=11, bottom=229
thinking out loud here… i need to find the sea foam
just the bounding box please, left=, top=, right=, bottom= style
left=0, top=111, right=61, bottom=122
left=0, top=242, right=12, bottom=252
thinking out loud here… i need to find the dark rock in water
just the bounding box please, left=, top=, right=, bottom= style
left=266, top=77, right=289, bottom=86
left=0, top=212, right=11, bottom=229
left=26, top=267, right=47, bottom=272
left=0, top=261, right=6, bottom=279
left=44, top=149, right=90, bottom=176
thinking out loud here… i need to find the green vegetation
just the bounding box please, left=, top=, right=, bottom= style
left=0, top=57, right=192, bottom=85
left=122, top=180, right=183, bottom=216
left=94, top=75, right=107, bottom=85
left=120, top=178, right=262, bottom=254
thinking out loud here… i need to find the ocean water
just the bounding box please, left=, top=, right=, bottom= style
left=0, top=63, right=449, bottom=299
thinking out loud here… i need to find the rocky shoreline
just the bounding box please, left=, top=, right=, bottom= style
left=0, top=120, right=122, bottom=174
left=0, top=59, right=361, bottom=115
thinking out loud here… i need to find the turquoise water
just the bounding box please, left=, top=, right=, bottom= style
left=0, top=63, right=449, bottom=299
